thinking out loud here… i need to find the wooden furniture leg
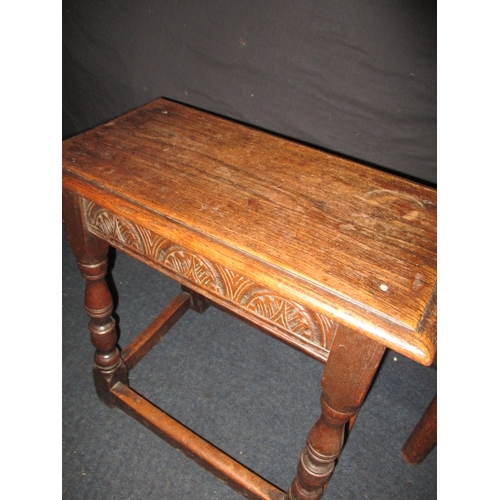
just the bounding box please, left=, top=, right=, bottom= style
left=63, top=190, right=129, bottom=407
left=402, top=394, right=437, bottom=465
left=285, top=326, right=386, bottom=500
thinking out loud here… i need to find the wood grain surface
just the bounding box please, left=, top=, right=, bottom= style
left=63, top=98, right=436, bottom=365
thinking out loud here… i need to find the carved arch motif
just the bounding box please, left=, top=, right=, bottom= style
left=84, top=200, right=337, bottom=353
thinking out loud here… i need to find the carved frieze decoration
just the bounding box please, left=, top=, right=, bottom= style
left=84, top=200, right=337, bottom=354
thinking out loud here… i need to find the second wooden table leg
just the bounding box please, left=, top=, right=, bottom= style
left=286, top=325, right=386, bottom=500
left=402, top=394, right=437, bottom=465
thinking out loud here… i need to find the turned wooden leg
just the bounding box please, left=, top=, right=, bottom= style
left=63, top=190, right=129, bottom=407
left=286, top=325, right=386, bottom=500
left=81, top=257, right=129, bottom=407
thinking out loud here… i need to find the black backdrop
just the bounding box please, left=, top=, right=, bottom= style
left=62, top=0, right=436, bottom=185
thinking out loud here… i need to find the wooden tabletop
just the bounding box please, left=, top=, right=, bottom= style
left=63, top=98, right=437, bottom=365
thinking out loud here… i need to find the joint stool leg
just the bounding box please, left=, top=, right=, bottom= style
left=63, top=190, right=129, bottom=408
left=79, top=258, right=129, bottom=407
left=286, top=393, right=355, bottom=500
left=285, top=325, right=386, bottom=500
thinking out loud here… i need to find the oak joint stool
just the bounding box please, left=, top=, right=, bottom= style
left=62, top=98, right=437, bottom=500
